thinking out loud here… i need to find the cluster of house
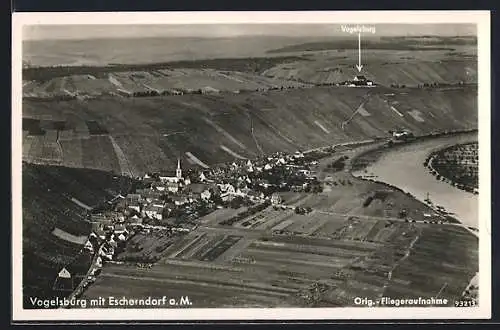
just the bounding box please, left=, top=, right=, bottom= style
left=52, top=148, right=325, bottom=294
left=343, top=75, right=375, bottom=87
left=53, top=228, right=117, bottom=292
left=82, top=150, right=319, bottom=258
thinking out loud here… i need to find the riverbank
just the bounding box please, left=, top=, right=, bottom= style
left=352, top=132, right=478, bottom=228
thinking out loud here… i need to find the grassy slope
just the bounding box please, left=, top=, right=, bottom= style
left=23, top=86, right=477, bottom=176
left=22, top=163, right=134, bottom=306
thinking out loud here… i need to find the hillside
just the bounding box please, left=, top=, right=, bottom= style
left=267, top=36, right=477, bottom=53
left=262, top=48, right=476, bottom=87
left=22, top=56, right=309, bottom=83
left=23, top=47, right=477, bottom=99
left=22, top=163, right=135, bottom=307
left=22, top=85, right=477, bottom=176
left=23, top=66, right=311, bottom=99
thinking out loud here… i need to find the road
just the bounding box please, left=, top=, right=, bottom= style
left=62, top=243, right=105, bottom=308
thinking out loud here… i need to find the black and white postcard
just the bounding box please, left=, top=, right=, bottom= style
left=11, top=11, right=492, bottom=321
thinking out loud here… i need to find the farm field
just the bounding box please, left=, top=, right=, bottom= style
left=83, top=146, right=478, bottom=307
left=22, top=85, right=477, bottom=175
left=84, top=216, right=477, bottom=307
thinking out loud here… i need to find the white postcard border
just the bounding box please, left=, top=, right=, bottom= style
left=11, top=10, right=492, bottom=321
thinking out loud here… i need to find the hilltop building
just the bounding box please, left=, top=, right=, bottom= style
left=353, top=75, right=367, bottom=82
left=345, top=75, right=375, bottom=87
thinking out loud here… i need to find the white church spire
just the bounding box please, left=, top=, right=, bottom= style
left=176, top=157, right=182, bottom=179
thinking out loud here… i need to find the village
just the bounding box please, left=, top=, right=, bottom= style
left=53, top=131, right=423, bottom=296
left=56, top=147, right=329, bottom=290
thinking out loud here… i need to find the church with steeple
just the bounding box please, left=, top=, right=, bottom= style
left=159, top=157, right=190, bottom=192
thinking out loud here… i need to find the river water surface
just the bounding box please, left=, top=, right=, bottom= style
left=352, top=133, right=478, bottom=228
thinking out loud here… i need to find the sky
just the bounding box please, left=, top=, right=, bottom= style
left=23, top=24, right=476, bottom=41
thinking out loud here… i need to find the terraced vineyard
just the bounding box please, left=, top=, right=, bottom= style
left=22, top=85, right=477, bottom=176
left=23, top=68, right=310, bottom=99
left=429, top=142, right=478, bottom=190
left=22, top=163, right=135, bottom=307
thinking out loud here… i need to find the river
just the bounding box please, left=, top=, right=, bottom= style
left=352, top=133, right=479, bottom=228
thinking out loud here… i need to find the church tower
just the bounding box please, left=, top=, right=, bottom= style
left=176, top=158, right=182, bottom=179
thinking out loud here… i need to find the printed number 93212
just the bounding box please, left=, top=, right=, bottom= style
left=455, top=300, right=477, bottom=307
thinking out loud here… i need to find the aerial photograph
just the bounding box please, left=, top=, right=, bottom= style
left=18, top=18, right=484, bottom=315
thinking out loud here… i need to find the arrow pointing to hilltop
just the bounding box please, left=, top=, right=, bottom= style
left=356, top=32, right=363, bottom=72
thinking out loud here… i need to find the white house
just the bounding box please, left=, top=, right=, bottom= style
left=166, top=181, right=180, bottom=193
left=294, top=151, right=304, bottom=158
left=172, top=196, right=188, bottom=206
left=247, top=190, right=265, bottom=201
left=95, top=257, right=103, bottom=268
left=128, top=204, right=141, bottom=213
left=221, top=192, right=234, bottom=202
left=100, top=246, right=114, bottom=260
left=58, top=267, right=71, bottom=279
left=152, top=201, right=164, bottom=208
left=130, top=214, right=142, bottom=225
left=84, top=240, right=94, bottom=252
left=94, top=227, right=107, bottom=240
left=298, top=169, right=311, bottom=176
left=126, top=193, right=143, bottom=203
left=246, top=160, right=254, bottom=172
left=201, top=189, right=211, bottom=201
left=271, top=193, right=282, bottom=205
left=108, top=236, right=118, bottom=248
left=219, top=183, right=235, bottom=194
left=114, top=224, right=128, bottom=235
left=144, top=205, right=163, bottom=220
